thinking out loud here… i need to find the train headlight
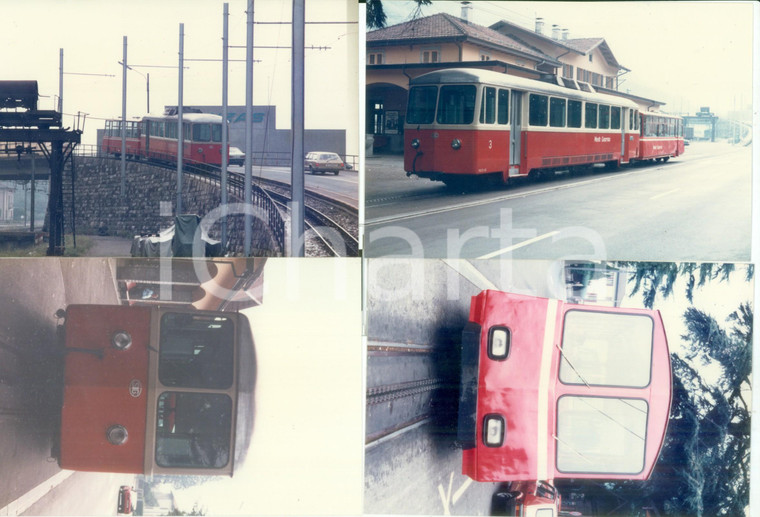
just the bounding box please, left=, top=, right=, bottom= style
left=106, top=425, right=129, bottom=445
left=451, top=138, right=462, bottom=150
left=488, top=327, right=511, bottom=360
left=483, top=414, right=505, bottom=447
left=111, top=331, right=132, bottom=350
left=411, top=138, right=420, bottom=149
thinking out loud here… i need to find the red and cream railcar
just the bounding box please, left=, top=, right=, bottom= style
left=636, top=111, right=685, bottom=163
left=142, top=113, right=225, bottom=166
left=59, top=305, right=255, bottom=476
left=102, top=120, right=142, bottom=158
left=493, top=480, right=562, bottom=517
left=102, top=113, right=227, bottom=167
left=458, top=291, right=671, bottom=483
left=404, top=68, right=642, bottom=186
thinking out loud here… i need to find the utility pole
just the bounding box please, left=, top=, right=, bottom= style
left=244, top=0, right=254, bottom=256
left=290, top=0, right=305, bottom=257
left=121, top=37, right=127, bottom=198
left=177, top=23, right=184, bottom=215
left=221, top=3, right=230, bottom=248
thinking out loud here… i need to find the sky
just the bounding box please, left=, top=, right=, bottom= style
left=381, top=1, right=756, bottom=119
left=1, top=0, right=359, bottom=152
left=175, top=258, right=363, bottom=515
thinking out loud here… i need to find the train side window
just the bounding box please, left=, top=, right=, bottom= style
left=599, top=105, right=610, bottom=129
left=567, top=100, right=582, bottom=128
left=635, top=111, right=640, bottom=131
left=611, top=106, right=621, bottom=129
left=528, top=93, right=548, bottom=126
left=158, top=313, right=235, bottom=390
left=212, top=123, right=222, bottom=143
left=549, top=97, right=566, bottom=127
left=585, top=103, right=597, bottom=129
left=479, top=86, right=496, bottom=124
left=193, top=124, right=212, bottom=142
left=497, top=89, right=509, bottom=125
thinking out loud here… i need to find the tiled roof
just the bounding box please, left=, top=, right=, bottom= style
left=367, top=12, right=559, bottom=64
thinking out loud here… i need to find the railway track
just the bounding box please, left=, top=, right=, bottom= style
left=366, top=341, right=460, bottom=445
left=116, top=157, right=358, bottom=257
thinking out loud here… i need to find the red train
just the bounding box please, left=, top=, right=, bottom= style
left=458, top=291, right=672, bottom=483
left=404, top=68, right=684, bottom=187
left=102, top=111, right=228, bottom=167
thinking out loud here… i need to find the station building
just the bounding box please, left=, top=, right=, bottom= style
left=366, top=8, right=664, bottom=154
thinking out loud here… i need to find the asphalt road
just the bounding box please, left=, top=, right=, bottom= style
left=229, top=163, right=360, bottom=208
left=364, top=141, right=751, bottom=261
left=0, top=259, right=120, bottom=514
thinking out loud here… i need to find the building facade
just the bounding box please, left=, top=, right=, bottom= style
left=366, top=9, right=663, bottom=154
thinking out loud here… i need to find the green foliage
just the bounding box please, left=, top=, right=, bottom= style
left=366, top=0, right=432, bottom=29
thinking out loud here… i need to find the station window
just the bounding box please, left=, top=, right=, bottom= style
left=599, top=105, right=610, bottom=129
left=367, top=52, right=384, bottom=65
left=422, top=49, right=439, bottom=63
left=562, top=64, right=574, bottom=79
left=549, top=97, right=566, bottom=127
left=497, top=89, right=509, bottom=125
left=528, top=93, right=548, bottom=126
left=585, top=103, right=597, bottom=129
left=479, top=86, right=497, bottom=124
left=568, top=100, right=582, bottom=128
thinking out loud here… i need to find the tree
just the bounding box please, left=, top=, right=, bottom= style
left=616, top=261, right=754, bottom=308
left=366, top=0, right=432, bottom=29
left=597, top=303, right=752, bottom=516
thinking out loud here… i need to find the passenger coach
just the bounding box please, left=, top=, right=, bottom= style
left=458, top=291, right=672, bottom=483
left=405, top=68, right=643, bottom=187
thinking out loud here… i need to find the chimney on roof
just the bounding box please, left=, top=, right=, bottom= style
left=562, top=28, right=569, bottom=41
left=535, top=17, right=544, bottom=35
left=552, top=24, right=560, bottom=40
left=460, top=1, right=472, bottom=23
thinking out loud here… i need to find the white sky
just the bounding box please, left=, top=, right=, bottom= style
left=382, top=1, right=756, bottom=118
left=1, top=0, right=359, bottom=151
left=175, top=258, right=363, bottom=515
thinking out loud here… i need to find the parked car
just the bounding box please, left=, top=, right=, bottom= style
left=228, top=146, right=245, bottom=166
left=117, top=485, right=132, bottom=514
left=305, top=151, right=344, bottom=175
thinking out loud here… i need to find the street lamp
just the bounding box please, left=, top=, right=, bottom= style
left=118, top=61, right=150, bottom=113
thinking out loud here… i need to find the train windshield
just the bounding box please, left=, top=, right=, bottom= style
left=558, top=311, right=653, bottom=388
left=155, top=392, right=232, bottom=469
left=406, top=86, right=437, bottom=124
left=192, top=123, right=222, bottom=143
left=436, top=85, right=476, bottom=125
left=158, top=313, right=235, bottom=389
left=556, top=396, right=647, bottom=474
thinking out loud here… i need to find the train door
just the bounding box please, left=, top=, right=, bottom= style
left=509, top=91, right=523, bottom=176
left=620, top=107, right=627, bottom=163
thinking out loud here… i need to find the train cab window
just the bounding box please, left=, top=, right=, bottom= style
left=436, top=85, right=476, bottom=125
left=497, top=89, right=509, bottom=125
left=568, top=100, right=582, bottom=128
left=585, top=103, right=598, bottom=129
left=556, top=395, right=647, bottom=474
left=611, top=106, right=621, bottom=129
left=155, top=392, right=232, bottom=469
left=635, top=111, right=640, bottom=131
left=558, top=310, right=654, bottom=388
left=528, top=94, right=548, bottom=126
left=406, top=86, right=438, bottom=125
left=193, top=124, right=212, bottom=142
left=158, top=313, right=235, bottom=390
left=479, top=86, right=496, bottom=124
left=598, top=105, right=610, bottom=129
left=549, top=97, right=566, bottom=127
